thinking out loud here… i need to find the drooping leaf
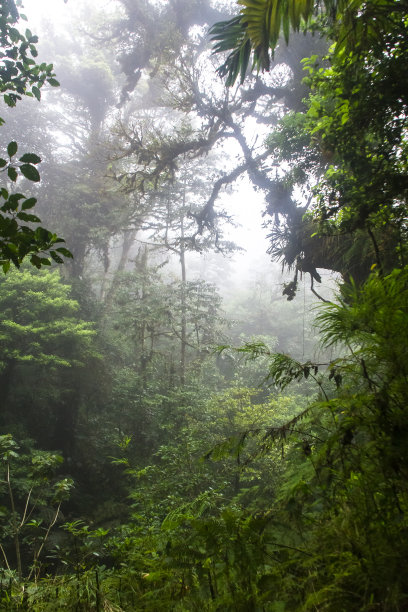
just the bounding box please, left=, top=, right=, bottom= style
left=55, top=246, right=73, bottom=258
left=16, top=212, right=41, bottom=223
left=49, top=250, right=64, bottom=264
left=7, top=166, right=18, bottom=182
left=31, top=86, right=41, bottom=101
left=20, top=164, right=40, bottom=182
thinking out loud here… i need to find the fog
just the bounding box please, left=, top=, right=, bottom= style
left=1, top=0, right=406, bottom=607
left=13, top=0, right=335, bottom=305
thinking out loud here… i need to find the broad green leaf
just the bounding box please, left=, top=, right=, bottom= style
left=7, top=141, right=18, bottom=157
left=55, top=246, right=73, bottom=258
left=49, top=250, right=64, bottom=264
left=7, top=166, right=18, bottom=182
left=31, top=86, right=41, bottom=101
left=3, top=95, right=15, bottom=107
left=30, top=254, right=43, bottom=268
left=16, top=212, right=41, bottom=222
left=21, top=197, right=37, bottom=210
left=34, top=227, right=52, bottom=242
left=20, top=164, right=40, bottom=182
left=19, top=153, right=41, bottom=164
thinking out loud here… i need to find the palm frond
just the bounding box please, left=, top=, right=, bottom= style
left=210, top=0, right=317, bottom=85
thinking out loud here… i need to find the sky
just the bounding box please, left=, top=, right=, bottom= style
left=21, top=0, right=71, bottom=29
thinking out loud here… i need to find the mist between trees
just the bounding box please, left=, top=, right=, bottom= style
left=0, top=0, right=407, bottom=609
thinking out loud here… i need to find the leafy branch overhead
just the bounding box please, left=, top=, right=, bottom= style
left=0, top=140, right=71, bottom=272
left=210, top=0, right=318, bottom=85
left=209, top=0, right=393, bottom=86
left=0, top=0, right=70, bottom=271
left=0, top=0, right=60, bottom=109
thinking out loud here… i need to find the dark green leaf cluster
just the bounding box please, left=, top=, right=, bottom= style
left=214, top=0, right=408, bottom=287
left=210, top=0, right=404, bottom=87
left=0, top=0, right=59, bottom=108
left=0, top=1, right=69, bottom=271
left=0, top=188, right=71, bottom=273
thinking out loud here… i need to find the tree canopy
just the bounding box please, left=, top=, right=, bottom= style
left=211, top=0, right=408, bottom=295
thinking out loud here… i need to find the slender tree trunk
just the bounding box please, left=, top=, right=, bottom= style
left=6, top=462, right=22, bottom=580
left=139, top=245, right=149, bottom=390
left=180, top=199, right=187, bottom=386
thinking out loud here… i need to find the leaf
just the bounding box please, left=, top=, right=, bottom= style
left=49, top=250, right=64, bottom=264
left=16, top=212, right=41, bottom=222
left=55, top=247, right=73, bottom=258
left=19, top=153, right=41, bottom=164
left=30, top=254, right=42, bottom=268
left=0, top=159, right=7, bottom=168
left=21, top=197, right=37, bottom=210
left=31, top=86, right=41, bottom=101
left=47, top=78, right=60, bottom=87
left=4, top=94, right=15, bottom=107
left=8, top=194, right=25, bottom=207
left=7, top=167, right=17, bottom=182
left=7, top=141, right=18, bottom=157
left=20, top=164, right=40, bottom=182
left=30, top=255, right=53, bottom=268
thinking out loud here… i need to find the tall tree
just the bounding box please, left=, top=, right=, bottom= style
left=0, top=266, right=96, bottom=455
left=210, top=0, right=408, bottom=293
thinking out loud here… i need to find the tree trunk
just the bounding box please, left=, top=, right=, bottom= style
left=180, top=200, right=187, bottom=386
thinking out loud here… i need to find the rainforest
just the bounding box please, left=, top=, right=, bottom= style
left=0, top=0, right=407, bottom=609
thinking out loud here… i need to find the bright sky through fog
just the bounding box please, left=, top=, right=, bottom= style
left=21, top=0, right=69, bottom=29
left=21, top=0, right=272, bottom=271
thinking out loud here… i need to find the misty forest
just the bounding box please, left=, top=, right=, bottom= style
left=0, top=0, right=407, bottom=609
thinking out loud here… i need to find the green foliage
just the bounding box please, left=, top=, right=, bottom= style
left=0, top=266, right=98, bottom=458
left=0, top=0, right=71, bottom=270
left=210, top=0, right=403, bottom=86
left=1, top=2, right=408, bottom=610
left=210, top=0, right=317, bottom=85
left=89, top=387, right=299, bottom=610
left=212, top=0, right=408, bottom=288
left=114, top=267, right=408, bottom=611
left=0, top=434, right=73, bottom=586
left=299, top=15, right=408, bottom=253
left=0, top=266, right=95, bottom=373
left=105, top=266, right=226, bottom=390
left=0, top=0, right=59, bottom=107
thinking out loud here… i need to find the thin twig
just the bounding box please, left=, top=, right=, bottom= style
left=28, top=502, right=62, bottom=583
left=19, top=487, right=33, bottom=528
left=0, top=543, right=11, bottom=572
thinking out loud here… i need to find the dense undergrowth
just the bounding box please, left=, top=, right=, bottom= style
left=1, top=267, right=408, bottom=610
